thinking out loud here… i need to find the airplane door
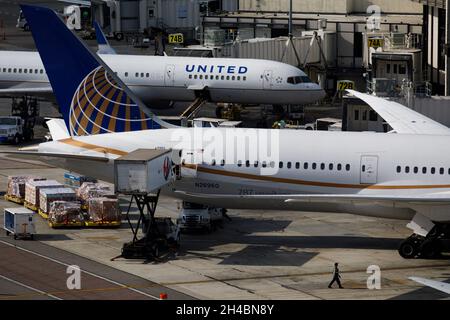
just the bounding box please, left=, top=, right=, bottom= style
left=360, top=156, right=378, bottom=184
left=263, top=70, right=273, bottom=90
left=165, top=65, right=175, bottom=86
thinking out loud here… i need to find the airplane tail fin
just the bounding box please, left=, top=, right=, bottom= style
left=21, top=5, right=175, bottom=137
left=94, top=21, right=116, bottom=54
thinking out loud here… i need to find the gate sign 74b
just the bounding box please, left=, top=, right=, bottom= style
left=169, top=33, right=184, bottom=44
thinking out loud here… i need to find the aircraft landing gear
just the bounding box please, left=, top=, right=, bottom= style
left=398, top=224, right=450, bottom=259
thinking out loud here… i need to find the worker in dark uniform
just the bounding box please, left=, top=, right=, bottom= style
left=328, top=262, right=343, bottom=288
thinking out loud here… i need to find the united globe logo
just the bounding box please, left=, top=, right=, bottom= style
left=68, top=66, right=158, bottom=136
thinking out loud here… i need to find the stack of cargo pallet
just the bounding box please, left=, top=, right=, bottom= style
left=24, top=180, right=63, bottom=211
left=5, top=176, right=44, bottom=204
left=39, top=187, right=77, bottom=219
left=48, top=201, right=84, bottom=228
left=64, top=172, right=97, bottom=188
left=77, top=182, right=116, bottom=210
left=86, top=197, right=121, bottom=227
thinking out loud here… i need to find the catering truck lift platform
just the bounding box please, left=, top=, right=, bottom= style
left=113, top=149, right=181, bottom=260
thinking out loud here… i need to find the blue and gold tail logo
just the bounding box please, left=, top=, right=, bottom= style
left=69, top=66, right=160, bottom=136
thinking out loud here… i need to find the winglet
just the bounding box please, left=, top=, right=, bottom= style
left=94, top=21, right=116, bottom=54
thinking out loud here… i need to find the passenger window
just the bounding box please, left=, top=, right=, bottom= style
left=24, top=69, right=27, bottom=73
left=329, top=164, right=333, bottom=170
left=440, top=168, right=444, bottom=175
left=237, top=76, right=241, bottom=81
left=19, top=68, right=22, bottom=73
left=194, top=75, right=198, bottom=79
left=221, top=75, right=225, bottom=80
left=29, top=69, right=32, bottom=73
left=221, top=159, right=225, bottom=166
left=262, top=161, right=267, bottom=168
left=422, top=167, right=427, bottom=174
left=269, top=161, right=275, bottom=168
left=414, top=167, right=419, bottom=174
left=13, top=68, right=17, bottom=73
left=346, top=164, right=351, bottom=171
left=237, top=160, right=242, bottom=167
left=135, top=72, right=139, bottom=77
left=243, top=76, right=247, bottom=81
left=295, top=162, right=300, bottom=169
left=125, top=72, right=128, bottom=77
left=232, top=76, right=235, bottom=81
left=8, top=68, right=11, bottom=72
left=279, top=162, right=283, bottom=169
left=320, top=163, right=325, bottom=170
left=146, top=73, right=149, bottom=77
left=141, top=73, right=144, bottom=77
left=362, top=165, right=366, bottom=172
left=337, top=164, right=342, bottom=171
left=312, top=163, right=317, bottom=170
left=431, top=167, right=436, bottom=174
left=287, top=162, right=292, bottom=169
left=34, top=69, right=38, bottom=73
left=304, top=163, right=309, bottom=170
left=211, top=160, right=216, bottom=166
left=199, top=75, right=203, bottom=79
left=254, top=161, right=259, bottom=168
left=216, top=75, right=219, bottom=80
left=405, top=166, right=410, bottom=173
left=396, top=166, right=401, bottom=173
left=246, top=160, right=250, bottom=167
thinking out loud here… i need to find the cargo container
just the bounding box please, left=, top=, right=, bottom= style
left=5, top=176, right=44, bottom=204
left=86, top=197, right=121, bottom=227
left=64, top=172, right=97, bottom=188
left=114, top=149, right=176, bottom=194
left=3, top=207, right=35, bottom=240
left=39, top=187, right=77, bottom=216
left=48, top=201, right=84, bottom=228
left=24, top=180, right=63, bottom=211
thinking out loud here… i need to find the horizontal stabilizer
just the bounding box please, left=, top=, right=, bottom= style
left=4, top=151, right=110, bottom=162
left=409, top=277, right=450, bottom=294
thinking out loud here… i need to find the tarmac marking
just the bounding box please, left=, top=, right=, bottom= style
left=0, top=274, right=62, bottom=300
left=0, top=240, right=160, bottom=300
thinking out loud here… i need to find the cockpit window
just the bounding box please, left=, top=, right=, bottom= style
left=301, top=76, right=312, bottom=83
left=287, top=76, right=312, bottom=84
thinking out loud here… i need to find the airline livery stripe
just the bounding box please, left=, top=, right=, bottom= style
left=57, top=140, right=450, bottom=190
left=59, top=138, right=128, bottom=156
left=185, top=164, right=450, bottom=190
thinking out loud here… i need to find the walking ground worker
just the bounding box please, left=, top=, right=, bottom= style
left=328, top=262, right=344, bottom=288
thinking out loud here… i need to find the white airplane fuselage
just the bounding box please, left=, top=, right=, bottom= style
left=38, top=128, right=450, bottom=223
left=0, top=51, right=325, bottom=105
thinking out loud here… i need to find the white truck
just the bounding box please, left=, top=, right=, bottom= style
left=0, top=116, right=28, bottom=144
left=178, top=201, right=224, bottom=232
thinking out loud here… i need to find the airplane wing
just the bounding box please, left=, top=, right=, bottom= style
left=409, top=277, right=450, bottom=295
left=0, top=84, right=53, bottom=96
left=346, top=89, right=450, bottom=135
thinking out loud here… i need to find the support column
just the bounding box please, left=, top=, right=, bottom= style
left=446, top=0, right=450, bottom=95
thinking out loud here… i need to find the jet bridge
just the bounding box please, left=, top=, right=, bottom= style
left=113, top=148, right=181, bottom=260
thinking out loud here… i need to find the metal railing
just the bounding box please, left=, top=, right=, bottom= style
left=367, top=78, right=432, bottom=98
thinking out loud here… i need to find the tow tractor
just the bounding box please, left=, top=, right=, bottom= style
left=112, top=149, right=181, bottom=260
left=0, top=97, right=38, bottom=144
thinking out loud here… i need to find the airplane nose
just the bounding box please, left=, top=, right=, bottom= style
left=315, top=84, right=326, bottom=100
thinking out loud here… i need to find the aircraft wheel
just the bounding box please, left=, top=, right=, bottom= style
left=420, top=239, right=441, bottom=259
left=398, top=239, right=419, bottom=259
